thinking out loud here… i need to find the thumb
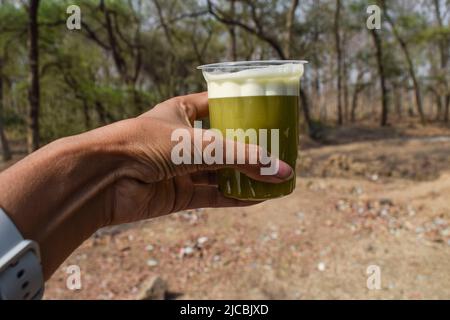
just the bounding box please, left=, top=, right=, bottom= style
left=223, top=139, right=294, bottom=183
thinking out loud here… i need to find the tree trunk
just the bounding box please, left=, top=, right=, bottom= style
left=334, top=0, right=343, bottom=125
left=433, top=89, right=443, bottom=121
left=94, top=99, right=116, bottom=125
left=95, top=101, right=107, bottom=125
left=350, top=86, right=359, bottom=123
left=407, top=89, right=415, bottom=117
left=82, top=100, right=91, bottom=130
left=0, top=59, right=12, bottom=161
left=300, top=87, right=314, bottom=136
left=27, top=0, right=40, bottom=153
left=343, top=52, right=349, bottom=122
left=100, top=0, right=129, bottom=84
left=342, top=30, right=349, bottom=122
left=394, top=84, right=402, bottom=119
left=227, top=0, right=237, bottom=61
left=433, top=0, right=449, bottom=123
left=282, top=0, right=313, bottom=135
left=383, top=1, right=425, bottom=124
left=350, top=69, right=364, bottom=123
left=284, top=0, right=299, bottom=59
left=370, top=29, right=389, bottom=126
left=445, top=95, right=450, bottom=123
left=407, top=55, right=425, bottom=124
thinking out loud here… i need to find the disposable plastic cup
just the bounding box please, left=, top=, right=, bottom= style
left=198, top=60, right=307, bottom=200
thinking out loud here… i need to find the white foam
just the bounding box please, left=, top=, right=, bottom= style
left=220, top=81, right=241, bottom=97
left=241, top=81, right=266, bottom=96
left=265, top=81, right=285, bottom=96
left=202, top=63, right=304, bottom=98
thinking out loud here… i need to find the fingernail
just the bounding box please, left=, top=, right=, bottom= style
left=276, top=160, right=294, bottom=180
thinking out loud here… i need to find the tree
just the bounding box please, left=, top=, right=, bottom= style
left=0, top=57, right=11, bottom=161
left=432, top=0, right=449, bottom=122
left=284, top=0, right=299, bottom=59
left=27, top=0, right=41, bottom=152
left=76, top=0, right=146, bottom=113
left=370, top=29, right=389, bottom=126
left=382, top=0, right=426, bottom=124
left=350, top=66, right=368, bottom=123
left=227, top=0, right=237, bottom=61
left=0, top=2, right=20, bottom=161
left=334, top=0, right=343, bottom=125
left=0, top=0, right=445, bottom=152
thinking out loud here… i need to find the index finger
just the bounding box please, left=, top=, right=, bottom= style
left=178, top=92, right=209, bottom=122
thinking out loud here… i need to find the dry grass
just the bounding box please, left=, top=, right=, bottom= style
left=32, top=122, right=450, bottom=299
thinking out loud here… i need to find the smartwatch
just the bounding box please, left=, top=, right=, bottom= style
left=0, top=208, right=44, bottom=300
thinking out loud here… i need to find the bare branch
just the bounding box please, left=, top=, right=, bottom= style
left=206, top=0, right=286, bottom=59
left=81, top=21, right=111, bottom=50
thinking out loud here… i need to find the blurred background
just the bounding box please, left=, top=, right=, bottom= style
left=0, top=0, right=449, bottom=299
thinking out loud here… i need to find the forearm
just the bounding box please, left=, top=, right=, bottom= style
left=0, top=120, right=134, bottom=279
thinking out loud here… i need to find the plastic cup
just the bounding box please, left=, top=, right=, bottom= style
left=198, top=60, right=306, bottom=200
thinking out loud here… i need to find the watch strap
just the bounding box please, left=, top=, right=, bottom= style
left=0, top=208, right=44, bottom=300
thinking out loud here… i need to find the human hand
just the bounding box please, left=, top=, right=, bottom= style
left=105, top=92, right=294, bottom=225
left=0, top=92, right=293, bottom=278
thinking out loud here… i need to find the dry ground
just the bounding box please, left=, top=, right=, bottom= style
left=3, top=122, right=450, bottom=299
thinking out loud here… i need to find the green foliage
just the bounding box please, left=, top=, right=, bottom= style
left=416, top=26, right=450, bottom=44
left=0, top=0, right=448, bottom=145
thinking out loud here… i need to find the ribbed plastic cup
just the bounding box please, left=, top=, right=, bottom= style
left=198, top=60, right=307, bottom=200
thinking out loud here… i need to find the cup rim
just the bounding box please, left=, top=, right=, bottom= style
left=197, top=60, right=308, bottom=71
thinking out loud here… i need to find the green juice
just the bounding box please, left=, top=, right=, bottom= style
left=208, top=95, right=299, bottom=200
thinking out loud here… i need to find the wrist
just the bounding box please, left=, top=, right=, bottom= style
left=0, top=120, right=138, bottom=278
left=45, top=120, right=139, bottom=225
